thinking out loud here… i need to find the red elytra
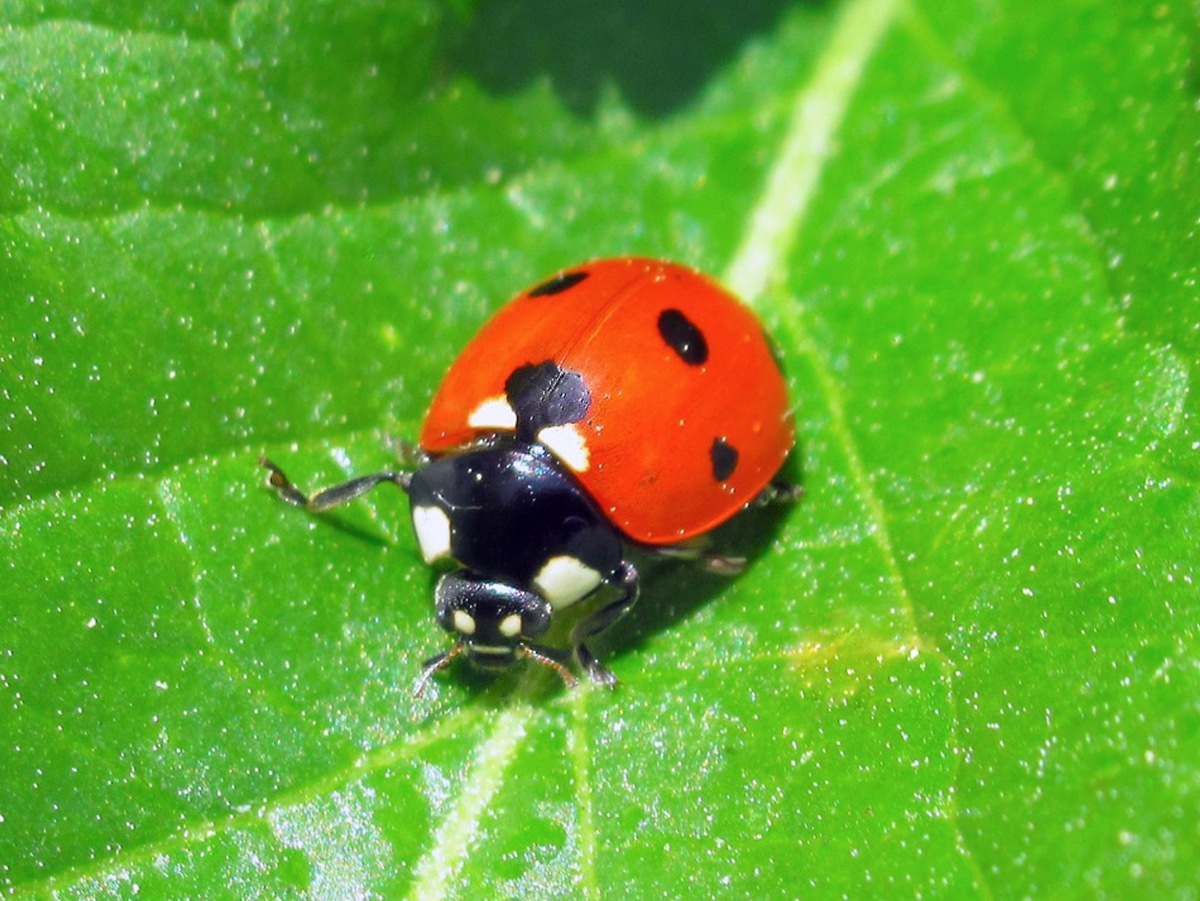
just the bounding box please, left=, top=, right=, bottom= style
left=420, top=257, right=794, bottom=544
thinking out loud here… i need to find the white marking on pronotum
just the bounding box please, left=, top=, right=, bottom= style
left=534, top=556, right=603, bottom=609
left=724, top=0, right=899, bottom=303
left=538, top=423, right=590, bottom=472
left=412, top=505, right=452, bottom=564
left=407, top=706, right=531, bottom=901
left=498, top=613, right=522, bottom=638
left=468, top=396, right=518, bottom=430
left=452, top=610, right=476, bottom=635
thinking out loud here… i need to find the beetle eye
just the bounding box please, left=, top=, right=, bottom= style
left=519, top=605, right=551, bottom=637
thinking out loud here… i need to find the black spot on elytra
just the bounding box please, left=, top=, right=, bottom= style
left=658, top=308, right=708, bottom=366
left=710, top=437, right=738, bottom=482
left=529, top=270, right=589, bottom=297
left=505, top=361, right=591, bottom=438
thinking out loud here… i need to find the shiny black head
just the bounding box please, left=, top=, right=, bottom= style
left=433, top=570, right=552, bottom=668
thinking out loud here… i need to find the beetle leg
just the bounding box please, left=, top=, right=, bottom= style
left=260, top=457, right=412, bottom=511
left=753, top=479, right=803, bottom=507
left=646, top=541, right=746, bottom=576
left=572, top=562, right=640, bottom=688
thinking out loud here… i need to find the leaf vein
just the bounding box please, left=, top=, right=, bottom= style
left=406, top=705, right=532, bottom=901
left=724, top=0, right=900, bottom=302
left=719, top=0, right=997, bottom=892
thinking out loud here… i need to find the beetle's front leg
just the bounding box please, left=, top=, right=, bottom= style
left=572, top=562, right=640, bottom=687
left=260, top=458, right=412, bottom=511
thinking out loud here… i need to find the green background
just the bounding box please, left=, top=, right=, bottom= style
left=2, top=0, right=1198, bottom=897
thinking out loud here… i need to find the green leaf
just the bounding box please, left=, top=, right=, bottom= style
left=2, top=0, right=1197, bottom=897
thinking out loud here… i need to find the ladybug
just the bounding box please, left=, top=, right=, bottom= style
left=261, top=257, right=796, bottom=692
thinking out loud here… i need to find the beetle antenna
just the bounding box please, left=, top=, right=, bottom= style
left=413, top=643, right=463, bottom=698
left=521, top=645, right=580, bottom=689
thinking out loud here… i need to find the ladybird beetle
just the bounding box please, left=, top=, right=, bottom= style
left=262, top=257, right=796, bottom=692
